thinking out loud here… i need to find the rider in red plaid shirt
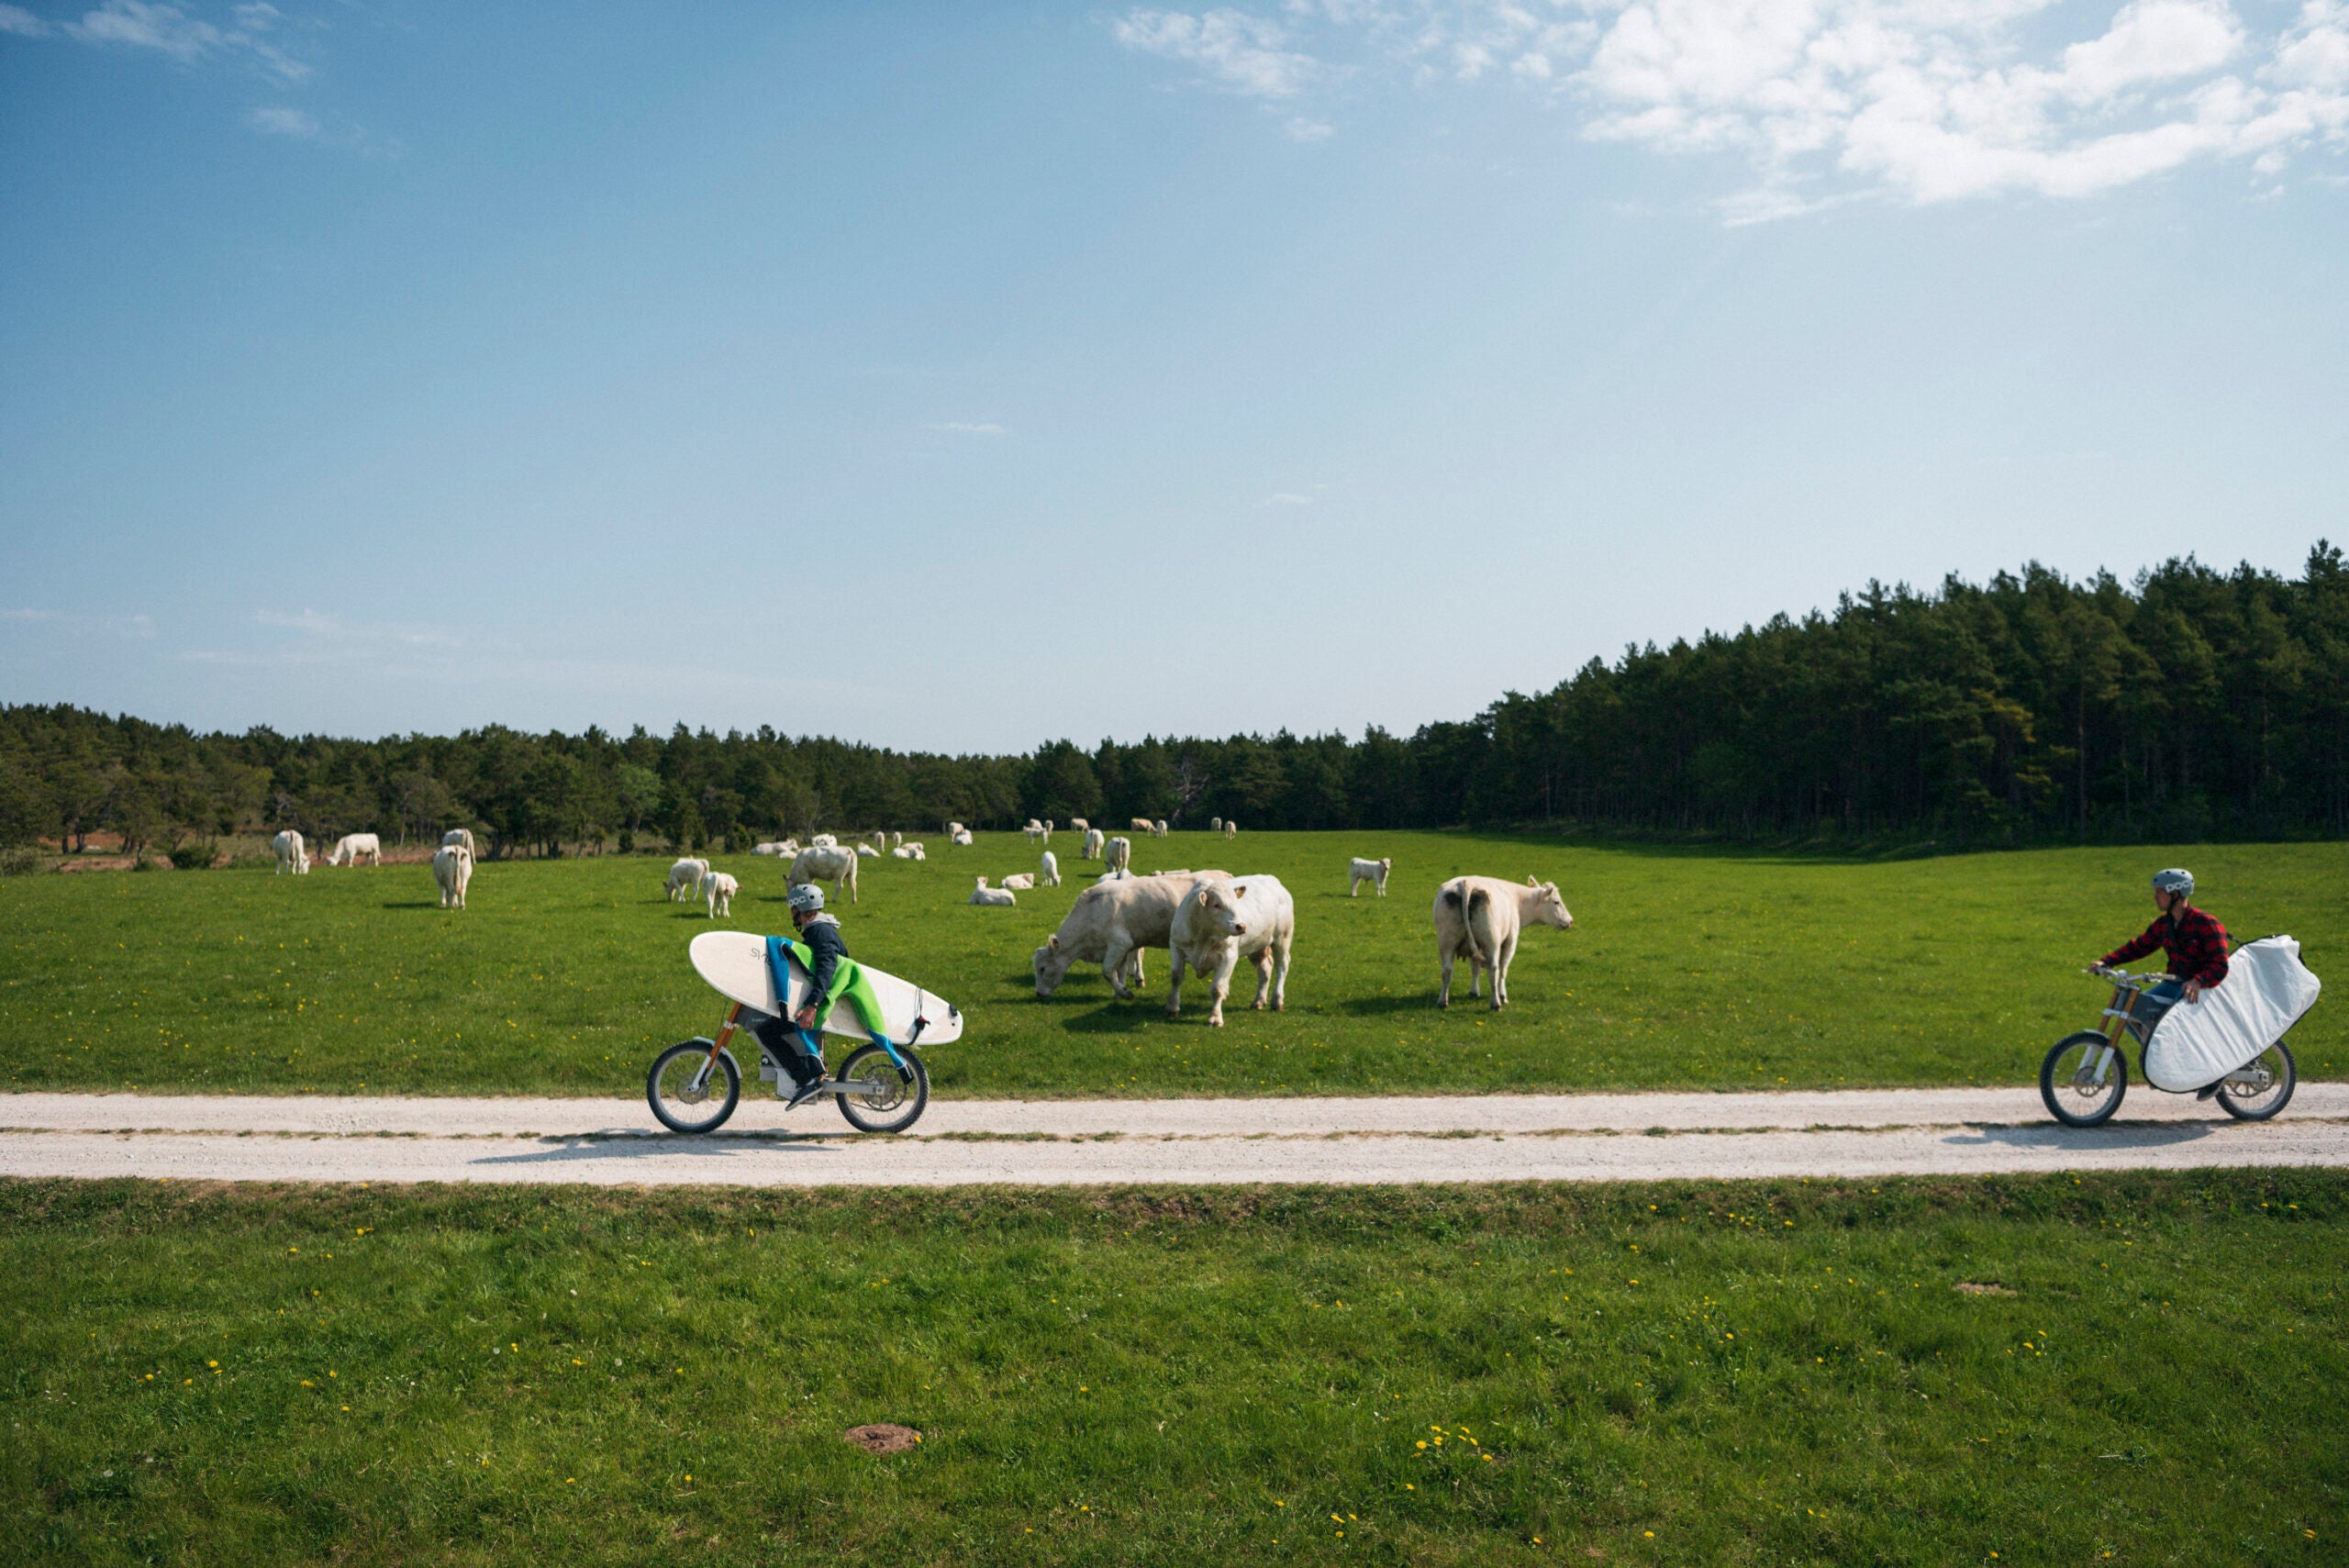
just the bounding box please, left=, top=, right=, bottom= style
left=2097, top=868, right=2230, bottom=1000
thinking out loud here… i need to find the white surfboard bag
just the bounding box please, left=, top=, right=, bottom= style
left=2142, top=935, right=2321, bottom=1092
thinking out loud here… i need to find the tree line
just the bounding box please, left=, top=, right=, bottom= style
left=4, top=543, right=2344, bottom=861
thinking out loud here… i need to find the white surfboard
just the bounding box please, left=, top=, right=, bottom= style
left=2143, top=935, right=2320, bottom=1091
left=688, top=929, right=964, bottom=1046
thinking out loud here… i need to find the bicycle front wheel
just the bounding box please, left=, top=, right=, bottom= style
left=836, top=1043, right=929, bottom=1134
left=648, top=1040, right=740, bottom=1134
left=2217, top=1040, right=2296, bottom=1121
left=2041, top=1031, right=2127, bottom=1128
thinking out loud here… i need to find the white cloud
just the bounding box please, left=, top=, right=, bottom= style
left=1110, top=1, right=2349, bottom=213
left=0, top=5, right=51, bottom=37
left=1111, top=7, right=1323, bottom=98
left=243, top=103, right=316, bottom=138
left=67, top=0, right=311, bottom=80
left=253, top=608, right=461, bottom=648
left=1286, top=114, right=1336, bottom=139
left=929, top=421, right=1008, bottom=435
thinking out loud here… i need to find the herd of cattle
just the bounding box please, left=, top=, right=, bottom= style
left=268, top=817, right=1575, bottom=1021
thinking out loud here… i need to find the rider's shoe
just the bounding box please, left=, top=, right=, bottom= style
left=785, top=1073, right=831, bottom=1111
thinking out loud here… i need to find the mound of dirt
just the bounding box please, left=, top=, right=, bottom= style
left=843, top=1423, right=921, bottom=1454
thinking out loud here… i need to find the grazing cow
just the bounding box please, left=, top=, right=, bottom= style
left=431, top=844, right=473, bottom=908
left=1103, top=835, right=1132, bottom=875
left=1349, top=856, right=1394, bottom=897
left=999, top=872, right=1036, bottom=891
left=790, top=845, right=861, bottom=905
left=951, top=828, right=974, bottom=846
left=893, top=830, right=904, bottom=848
left=272, top=829, right=308, bottom=875
left=1032, top=871, right=1229, bottom=998
left=945, top=821, right=965, bottom=840
left=441, top=828, right=476, bottom=855
left=1210, top=817, right=1222, bottom=831
left=1223, top=819, right=1237, bottom=840
left=1167, top=874, right=1295, bottom=1027
left=856, top=844, right=880, bottom=857
left=969, top=876, right=1017, bottom=906
left=704, top=871, right=740, bottom=918
left=1081, top=827, right=1106, bottom=861
left=1433, top=875, right=1575, bottom=1009
left=870, top=831, right=888, bottom=851
left=1039, top=849, right=1060, bottom=887
left=1153, top=819, right=1169, bottom=838
left=324, top=832, right=382, bottom=867
left=809, top=833, right=839, bottom=850
left=1130, top=817, right=1154, bottom=832
left=1069, top=817, right=1089, bottom=835
left=666, top=858, right=711, bottom=901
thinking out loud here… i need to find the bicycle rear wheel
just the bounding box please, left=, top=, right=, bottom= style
left=2216, top=1040, right=2296, bottom=1121
left=648, top=1040, right=740, bottom=1134
left=836, top=1043, right=929, bottom=1134
left=2041, top=1031, right=2127, bottom=1127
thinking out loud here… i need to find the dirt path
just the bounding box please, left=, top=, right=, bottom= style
left=4, top=1084, right=2343, bottom=1186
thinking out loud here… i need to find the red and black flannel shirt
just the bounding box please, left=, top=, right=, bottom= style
left=2102, top=905, right=2231, bottom=987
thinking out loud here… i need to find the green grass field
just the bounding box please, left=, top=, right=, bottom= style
left=4, top=1172, right=2342, bottom=1565
left=2, top=833, right=2340, bottom=1099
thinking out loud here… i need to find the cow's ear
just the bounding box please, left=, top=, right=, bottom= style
left=1047, top=935, right=1059, bottom=951
left=1528, top=874, right=1541, bottom=886
left=1230, top=884, right=1247, bottom=898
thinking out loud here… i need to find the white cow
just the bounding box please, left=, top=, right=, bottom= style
left=969, top=876, right=1017, bottom=906
left=1081, top=827, right=1106, bottom=861
left=1102, top=835, right=1132, bottom=876
left=999, top=872, right=1036, bottom=891
left=1166, top=873, right=1295, bottom=1027
left=666, top=858, right=710, bottom=901
left=431, top=843, right=473, bottom=908
left=1069, top=817, right=1089, bottom=835
left=440, top=828, right=476, bottom=855
left=951, top=828, right=974, bottom=847
left=1032, top=871, right=1229, bottom=997
left=324, top=832, right=382, bottom=867
left=272, top=829, right=308, bottom=875
left=891, top=845, right=916, bottom=859
left=871, top=831, right=888, bottom=851
left=809, top=833, right=839, bottom=850
left=1349, top=857, right=1394, bottom=897
left=1153, top=819, right=1169, bottom=838
left=751, top=841, right=784, bottom=856
left=856, top=844, right=880, bottom=857
left=905, top=841, right=926, bottom=861
left=1039, top=850, right=1061, bottom=887
left=1129, top=817, right=1154, bottom=832
left=945, top=821, right=965, bottom=840
left=1210, top=817, right=1222, bottom=831
left=1024, top=818, right=1048, bottom=845
left=790, top=845, right=861, bottom=904
left=704, top=871, right=740, bottom=917
left=1433, top=875, right=1575, bottom=1009
left=893, top=830, right=904, bottom=848
left=1223, top=819, right=1236, bottom=840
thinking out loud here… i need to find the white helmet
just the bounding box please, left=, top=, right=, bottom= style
left=786, top=884, right=825, bottom=913
left=2151, top=868, right=2194, bottom=898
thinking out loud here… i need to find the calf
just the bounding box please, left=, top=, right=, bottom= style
left=1130, top=817, right=1154, bottom=832
left=1223, top=819, right=1236, bottom=840
left=1153, top=818, right=1169, bottom=838
left=273, top=829, right=308, bottom=875
left=1349, top=856, right=1393, bottom=897
left=1166, top=873, right=1294, bottom=1027
left=1068, top=817, right=1089, bottom=835
left=999, top=872, right=1037, bottom=891
left=856, top=844, right=880, bottom=857
left=808, top=833, right=839, bottom=849
left=666, top=858, right=711, bottom=901
left=1081, top=827, right=1106, bottom=861
left=1025, top=818, right=1047, bottom=844
left=704, top=871, right=740, bottom=917
left=1103, top=835, right=1132, bottom=875
left=324, top=832, right=382, bottom=867
left=951, top=828, right=974, bottom=846
left=1210, top=817, right=1222, bottom=831
left=790, top=845, right=861, bottom=904
left=432, top=843, right=473, bottom=908
left=1433, top=875, right=1575, bottom=1009
left=1038, top=849, right=1061, bottom=887
left=892, top=844, right=917, bottom=859
left=969, top=876, right=1017, bottom=906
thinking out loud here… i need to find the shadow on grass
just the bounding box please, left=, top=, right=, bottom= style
left=1335, top=994, right=1436, bottom=1017
left=379, top=901, right=443, bottom=910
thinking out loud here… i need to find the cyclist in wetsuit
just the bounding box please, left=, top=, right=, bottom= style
left=756, top=883, right=897, bottom=1108
left=2093, top=867, right=2232, bottom=1097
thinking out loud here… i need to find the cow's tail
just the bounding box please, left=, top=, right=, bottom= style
left=1464, top=884, right=1493, bottom=964
left=1444, top=881, right=1484, bottom=962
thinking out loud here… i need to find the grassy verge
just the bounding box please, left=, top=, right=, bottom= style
left=4, top=1173, right=2343, bottom=1565
left=2, top=833, right=2340, bottom=1098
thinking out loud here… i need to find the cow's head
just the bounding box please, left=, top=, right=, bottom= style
left=1526, top=875, right=1575, bottom=929
left=1197, top=883, right=1249, bottom=940
left=1034, top=934, right=1074, bottom=996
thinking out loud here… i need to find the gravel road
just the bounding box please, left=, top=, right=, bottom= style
left=4, top=1084, right=2343, bottom=1186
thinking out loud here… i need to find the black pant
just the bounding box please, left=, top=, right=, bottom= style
left=749, top=1014, right=824, bottom=1083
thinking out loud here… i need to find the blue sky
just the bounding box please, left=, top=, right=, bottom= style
left=3, top=1, right=2344, bottom=752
